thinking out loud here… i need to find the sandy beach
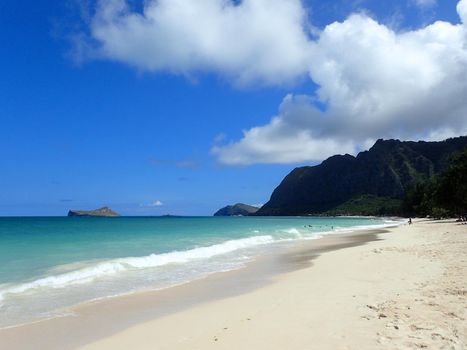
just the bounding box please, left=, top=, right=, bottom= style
left=1, top=219, right=466, bottom=350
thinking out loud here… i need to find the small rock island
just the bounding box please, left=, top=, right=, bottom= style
left=214, top=203, right=259, bottom=216
left=67, top=207, right=120, bottom=217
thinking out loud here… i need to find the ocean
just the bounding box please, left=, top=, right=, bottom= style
left=0, top=216, right=399, bottom=328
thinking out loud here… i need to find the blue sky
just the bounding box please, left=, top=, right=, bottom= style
left=0, top=0, right=465, bottom=216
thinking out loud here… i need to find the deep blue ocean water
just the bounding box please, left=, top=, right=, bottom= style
left=0, top=216, right=399, bottom=328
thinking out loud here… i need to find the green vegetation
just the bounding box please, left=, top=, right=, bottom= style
left=331, top=149, right=467, bottom=217
left=326, top=195, right=403, bottom=216
left=403, top=149, right=467, bottom=219
left=258, top=137, right=467, bottom=217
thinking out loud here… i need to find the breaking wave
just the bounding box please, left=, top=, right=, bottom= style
left=0, top=235, right=274, bottom=301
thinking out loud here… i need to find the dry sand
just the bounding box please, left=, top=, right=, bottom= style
left=1, top=219, right=466, bottom=349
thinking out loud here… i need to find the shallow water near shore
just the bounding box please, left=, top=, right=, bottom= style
left=0, top=216, right=399, bottom=328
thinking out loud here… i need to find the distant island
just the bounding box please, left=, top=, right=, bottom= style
left=214, top=203, right=260, bottom=216
left=67, top=207, right=120, bottom=217
left=256, top=136, right=467, bottom=217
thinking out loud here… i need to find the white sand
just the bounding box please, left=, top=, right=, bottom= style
left=1, top=220, right=465, bottom=349
left=77, top=220, right=466, bottom=350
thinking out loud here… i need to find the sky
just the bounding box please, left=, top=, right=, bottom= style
left=0, top=0, right=466, bottom=216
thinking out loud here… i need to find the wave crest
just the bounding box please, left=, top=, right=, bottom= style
left=0, top=235, right=274, bottom=301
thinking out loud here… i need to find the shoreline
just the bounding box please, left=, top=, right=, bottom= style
left=0, top=216, right=397, bottom=330
left=0, top=225, right=388, bottom=349
left=2, top=219, right=465, bottom=349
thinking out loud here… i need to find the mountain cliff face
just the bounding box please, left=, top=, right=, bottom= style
left=257, top=136, right=467, bottom=216
left=67, top=207, right=120, bottom=217
left=214, top=203, right=259, bottom=216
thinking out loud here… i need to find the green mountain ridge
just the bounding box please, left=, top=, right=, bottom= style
left=214, top=203, right=260, bottom=216
left=256, top=136, right=467, bottom=216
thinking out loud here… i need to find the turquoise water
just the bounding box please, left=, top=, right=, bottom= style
left=0, top=216, right=399, bottom=328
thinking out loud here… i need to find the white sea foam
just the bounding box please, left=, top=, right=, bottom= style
left=283, top=227, right=316, bottom=240
left=0, top=235, right=275, bottom=301
left=331, top=219, right=405, bottom=234
left=283, top=228, right=301, bottom=235
left=0, top=217, right=404, bottom=329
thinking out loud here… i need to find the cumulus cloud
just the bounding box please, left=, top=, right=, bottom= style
left=459, top=0, right=467, bottom=22
left=80, top=0, right=467, bottom=165
left=213, top=1, right=467, bottom=164
left=85, top=0, right=312, bottom=86
left=146, top=200, right=163, bottom=207
left=212, top=94, right=362, bottom=164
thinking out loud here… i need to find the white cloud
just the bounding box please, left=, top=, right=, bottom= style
left=86, top=0, right=312, bottom=86
left=213, top=1, right=467, bottom=164
left=213, top=133, right=227, bottom=144
left=459, top=0, right=467, bottom=22
left=80, top=0, right=467, bottom=165
left=141, top=200, right=163, bottom=207
left=412, top=0, right=437, bottom=8
left=212, top=94, right=362, bottom=164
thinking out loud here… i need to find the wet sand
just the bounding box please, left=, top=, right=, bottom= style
left=2, top=220, right=466, bottom=349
